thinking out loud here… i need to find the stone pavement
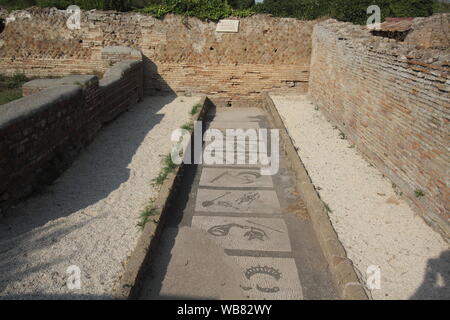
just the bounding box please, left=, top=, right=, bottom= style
left=139, top=107, right=338, bottom=300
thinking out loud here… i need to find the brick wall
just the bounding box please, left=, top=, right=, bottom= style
left=309, top=20, right=450, bottom=238
left=0, top=8, right=314, bottom=100
left=0, top=59, right=144, bottom=216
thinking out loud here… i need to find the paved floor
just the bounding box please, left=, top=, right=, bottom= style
left=138, top=107, right=338, bottom=300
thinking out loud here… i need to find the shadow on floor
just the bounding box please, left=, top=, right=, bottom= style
left=410, top=250, right=450, bottom=300
left=0, top=95, right=177, bottom=296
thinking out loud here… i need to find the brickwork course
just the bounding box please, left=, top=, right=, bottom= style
left=0, top=8, right=314, bottom=100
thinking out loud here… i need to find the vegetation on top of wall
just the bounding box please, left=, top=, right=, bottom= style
left=0, top=0, right=447, bottom=23
left=0, top=0, right=132, bottom=11
left=328, top=0, right=434, bottom=25
left=433, top=0, right=450, bottom=13
left=0, top=74, right=29, bottom=105
left=253, top=0, right=330, bottom=20
left=138, top=0, right=254, bottom=20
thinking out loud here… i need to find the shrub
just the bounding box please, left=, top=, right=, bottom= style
left=0, top=0, right=132, bottom=11
left=329, top=0, right=433, bottom=25
left=0, top=0, right=439, bottom=22
left=433, top=0, right=450, bottom=13
left=139, top=0, right=254, bottom=20
left=254, top=0, right=330, bottom=20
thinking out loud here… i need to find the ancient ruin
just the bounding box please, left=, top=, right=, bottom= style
left=0, top=7, right=448, bottom=301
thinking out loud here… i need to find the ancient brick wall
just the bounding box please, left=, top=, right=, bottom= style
left=0, top=59, right=144, bottom=216
left=0, top=8, right=314, bottom=100
left=309, top=20, right=450, bottom=238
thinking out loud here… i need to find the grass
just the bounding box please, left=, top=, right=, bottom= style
left=137, top=200, right=158, bottom=230
left=0, top=73, right=29, bottom=105
left=180, top=122, right=194, bottom=132
left=190, top=103, right=202, bottom=116
left=152, top=153, right=179, bottom=186
left=324, top=202, right=332, bottom=213
left=415, top=189, right=425, bottom=198
left=142, top=103, right=201, bottom=227
left=433, top=1, right=450, bottom=13
left=0, top=88, right=23, bottom=105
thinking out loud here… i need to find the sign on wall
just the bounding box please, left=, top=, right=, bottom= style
left=216, top=19, right=240, bottom=33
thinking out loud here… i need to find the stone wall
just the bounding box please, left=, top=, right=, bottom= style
left=0, top=59, right=144, bottom=216
left=309, top=19, right=450, bottom=238
left=0, top=8, right=314, bottom=100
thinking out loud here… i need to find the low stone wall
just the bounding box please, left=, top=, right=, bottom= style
left=0, top=8, right=314, bottom=100
left=309, top=19, right=450, bottom=239
left=0, top=59, right=144, bottom=216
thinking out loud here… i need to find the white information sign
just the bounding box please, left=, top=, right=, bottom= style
left=216, top=19, right=240, bottom=33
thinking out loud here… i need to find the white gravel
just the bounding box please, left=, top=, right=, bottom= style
left=0, top=95, right=201, bottom=299
left=271, top=94, right=449, bottom=300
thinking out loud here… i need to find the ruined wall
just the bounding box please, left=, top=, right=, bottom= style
left=0, top=8, right=314, bottom=100
left=309, top=19, right=450, bottom=238
left=0, top=59, right=143, bottom=215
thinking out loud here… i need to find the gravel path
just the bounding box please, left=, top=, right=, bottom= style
left=271, top=94, right=449, bottom=300
left=0, top=95, right=201, bottom=299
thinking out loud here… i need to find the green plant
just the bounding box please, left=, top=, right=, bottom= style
left=152, top=153, right=178, bottom=186
left=137, top=200, right=158, bottom=229
left=0, top=73, right=29, bottom=105
left=181, top=122, right=194, bottom=132
left=433, top=0, right=450, bottom=13
left=324, top=202, right=332, bottom=213
left=138, top=0, right=254, bottom=20
left=339, top=131, right=346, bottom=140
left=255, top=0, right=330, bottom=20
left=4, top=73, right=28, bottom=89
left=0, top=0, right=132, bottom=11
left=329, top=0, right=433, bottom=25
left=415, top=189, right=425, bottom=198
left=190, top=103, right=202, bottom=115
left=0, top=88, right=22, bottom=105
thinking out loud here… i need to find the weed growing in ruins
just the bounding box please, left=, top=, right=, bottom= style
left=152, top=153, right=179, bottom=186
left=324, top=202, right=332, bottom=213
left=0, top=73, right=29, bottom=105
left=181, top=122, right=194, bottom=132
left=415, top=189, right=425, bottom=198
left=137, top=200, right=158, bottom=230
left=74, top=81, right=87, bottom=89
left=190, top=103, right=202, bottom=116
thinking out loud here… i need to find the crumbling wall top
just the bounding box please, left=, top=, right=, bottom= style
left=315, top=14, right=450, bottom=68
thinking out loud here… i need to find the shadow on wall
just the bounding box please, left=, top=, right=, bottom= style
left=410, top=250, right=450, bottom=300
left=143, top=56, right=176, bottom=96
left=0, top=59, right=177, bottom=297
